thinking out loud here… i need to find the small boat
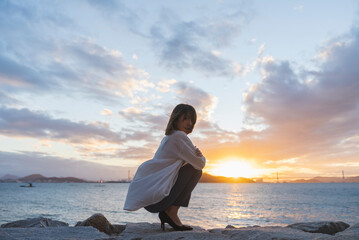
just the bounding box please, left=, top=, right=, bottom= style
left=20, top=183, right=34, bottom=187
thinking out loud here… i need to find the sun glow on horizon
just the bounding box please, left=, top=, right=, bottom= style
left=208, top=159, right=260, bottom=178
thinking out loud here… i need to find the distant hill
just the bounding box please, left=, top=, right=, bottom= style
left=199, top=172, right=255, bottom=183
left=288, top=176, right=359, bottom=183
left=16, top=174, right=87, bottom=183
left=348, top=176, right=359, bottom=182
left=1, top=173, right=358, bottom=183
left=289, top=178, right=322, bottom=183
left=0, top=174, right=19, bottom=180
left=20, top=174, right=46, bottom=182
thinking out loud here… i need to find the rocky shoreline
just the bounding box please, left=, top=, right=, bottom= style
left=1, top=214, right=358, bottom=240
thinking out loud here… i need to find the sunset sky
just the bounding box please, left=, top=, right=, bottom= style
left=1, top=0, right=359, bottom=181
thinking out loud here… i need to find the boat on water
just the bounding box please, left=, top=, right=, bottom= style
left=20, top=183, right=34, bottom=187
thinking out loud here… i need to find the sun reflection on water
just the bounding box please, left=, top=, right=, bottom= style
left=228, top=211, right=253, bottom=219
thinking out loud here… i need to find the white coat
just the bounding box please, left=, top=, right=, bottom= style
left=123, top=130, right=206, bottom=211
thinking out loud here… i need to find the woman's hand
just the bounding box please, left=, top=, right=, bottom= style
left=195, top=146, right=203, bottom=157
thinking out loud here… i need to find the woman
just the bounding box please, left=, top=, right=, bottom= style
left=124, top=104, right=206, bottom=231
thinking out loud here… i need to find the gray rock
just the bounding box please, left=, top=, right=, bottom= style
left=318, top=223, right=359, bottom=240
left=1, top=217, right=358, bottom=240
left=208, top=226, right=328, bottom=240
left=119, top=222, right=224, bottom=240
left=120, top=222, right=330, bottom=240
left=1, top=217, right=69, bottom=228
left=288, top=221, right=350, bottom=235
left=75, top=213, right=125, bottom=236
left=0, top=226, right=108, bottom=240
left=225, top=225, right=236, bottom=228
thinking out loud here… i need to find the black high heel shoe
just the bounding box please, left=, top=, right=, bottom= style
left=158, top=211, right=193, bottom=231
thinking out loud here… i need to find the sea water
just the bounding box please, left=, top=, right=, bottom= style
left=1, top=183, right=358, bottom=229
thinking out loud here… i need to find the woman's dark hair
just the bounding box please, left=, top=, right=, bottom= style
left=165, top=104, right=197, bottom=135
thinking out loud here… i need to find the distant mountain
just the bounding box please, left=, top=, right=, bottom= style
left=42, top=176, right=88, bottom=183
left=348, top=176, right=359, bottom=182
left=18, top=174, right=87, bottom=183
left=312, top=176, right=344, bottom=183
left=288, top=176, right=359, bottom=183
left=1, top=173, right=358, bottom=184
left=0, top=174, right=19, bottom=180
left=20, top=174, right=46, bottom=182
left=289, top=178, right=321, bottom=183
left=199, top=172, right=255, bottom=183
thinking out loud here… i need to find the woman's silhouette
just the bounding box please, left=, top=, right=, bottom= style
left=124, top=104, right=206, bottom=231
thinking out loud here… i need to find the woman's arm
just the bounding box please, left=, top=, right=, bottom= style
left=175, top=132, right=206, bottom=170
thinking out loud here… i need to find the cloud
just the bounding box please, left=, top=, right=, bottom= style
left=248, top=38, right=257, bottom=44
left=120, top=107, right=144, bottom=116
left=119, top=108, right=168, bottom=132
left=86, top=0, right=142, bottom=36
left=258, top=44, right=265, bottom=55
left=0, top=151, right=137, bottom=181
left=0, top=107, right=125, bottom=145
left=0, top=54, right=54, bottom=90
left=48, top=39, right=154, bottom=101
left=0, top=2, right=153, bottom=103
left=86, top=0, right=255, bottom=75
left=174, top=82, right=218, bottom=121
left=0, top=37, right=153, bottom=103
left=121, top=81, right=225, bottom=143
left=76, top=140, right=156, bottom=163
left=0, top=91, right=21, bottom=106
left=149, top=7, right=252, bottom=77
left=156, top=79, right=177, bottom=93
left=239, top=27, right=359, bottom=163
left=119, top=82, right=218, bottom=130
left=294, top=5, right=304, bottom=11
left=85, top=1, right=254, bottom=78
left=100, top=109, right=113, bottom=116
left=0, top=107, right=166, bottom=162
left=0, top=1, right=73, bottom=60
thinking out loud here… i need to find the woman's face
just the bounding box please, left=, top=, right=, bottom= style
left=176, top=113, right=193, bottom=135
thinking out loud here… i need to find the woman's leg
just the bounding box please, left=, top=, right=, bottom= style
left=172, top=167, right=202, bottom=207
left=144, top=164, right=202, bottom=222
left=164, top=205, right=182, bottom=225
left=167, top=167, right=202, bottom=226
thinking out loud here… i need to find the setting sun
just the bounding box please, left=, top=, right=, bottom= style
left=208, top=159, right=260, bottom=178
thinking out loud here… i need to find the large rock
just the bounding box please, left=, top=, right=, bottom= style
left=75, top=213, right=125, bottom=235
left=1, top=216, right=357, bottom=240
left=1, top=217, right=68, bottom=228
left=121, top=222, right=329, bottom=240
left=209, top=226, right=327, bottom=240
left=120, top=222, right=225, bottom=240
left=320, top=223, right=359, bottom=240
left=288, top=221, right=350, bottom=235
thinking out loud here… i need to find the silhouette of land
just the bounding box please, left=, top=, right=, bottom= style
left=199, top=172, right=255, bottom=183
left=287, top=176, right=359, bottom=183
left=1, top=173, right=359, bottom=183
left=0, top=174, right=87, bottom=183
